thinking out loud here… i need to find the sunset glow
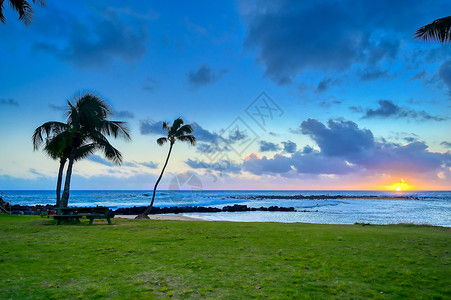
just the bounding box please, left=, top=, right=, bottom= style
left=0, top=1, right=450, bottom=191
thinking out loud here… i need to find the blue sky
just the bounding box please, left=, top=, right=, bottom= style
left=0, top=0, right=450, bottom=190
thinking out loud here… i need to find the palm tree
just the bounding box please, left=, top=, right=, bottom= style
left=33, top=125, right=96, bottom=208
left=33, top=93, right=131, bottom=208
left=137, top=118, right=196, bottom=219
left=415, top=16, right=451, bottom=43
left=0, top=0, right=46, bottom=26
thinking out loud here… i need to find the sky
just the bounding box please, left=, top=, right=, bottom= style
left=1, top=0, right=450, bottom=191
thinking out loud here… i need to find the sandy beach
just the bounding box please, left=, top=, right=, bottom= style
left=115, top=214, right=204, bottom=221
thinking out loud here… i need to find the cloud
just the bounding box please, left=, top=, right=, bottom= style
left=185, top=158, right=241, bottom=174
left=140, top=120, right=164, bottom=135
left=349, top=106, right=363, bottom=113
left=143, top=77, right=157, bottom=91
left=140, top=161, right=159, bottom=169
left=0, top=99, right=19, bottom=106
left=188, top=64, right=228, bottom=88
left=87, top=155, right=115, bottom=167
left=113, top=110, right=134, bottom=119
left=363, top=99, right=446, bottom=121
left=316, top=77, right=341, bottom=93
left=241, top=0, right=447, bottom=84
left=243, top=118, right=451, bottom=177
left=282, top=141, right=297, bottom=153
left=439, top=60, right=451, bottom=95
left=123, top=161, right=158, bottom=169
left=441, top=141, right=451, bottom=149
left=259, top=141, right=280, bottom=152
left=301, top=118, right=374, bottom=157
left=48, top=104, right=65, bottom=111
left=33, top=6, right=148, bottom=69
left=243, top=153, right=293, bottom=176
left=358, top=67, right=390, bottom=81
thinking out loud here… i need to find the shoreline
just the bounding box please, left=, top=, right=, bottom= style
left=115, top=214, right=205, bottom=221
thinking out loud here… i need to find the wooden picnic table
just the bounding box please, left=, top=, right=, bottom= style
left=53, top=206, right=114, bottom=225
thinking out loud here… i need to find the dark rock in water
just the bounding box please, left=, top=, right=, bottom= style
left=115, top=205, right=296, bottom=215
left=8, top=204, right=299, bottom=215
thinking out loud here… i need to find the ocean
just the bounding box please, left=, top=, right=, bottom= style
left=2, top=190, right=451, bottom=227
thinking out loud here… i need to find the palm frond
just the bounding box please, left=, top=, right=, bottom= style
left=9, top=0, right=33, bottom=26
left=176, top=135, right=196, bottom=146
left=32, top=121, right=67, bottom=150
left=100, top=120, right=131, bottom=140
left=170, top=118, right=184, bottom=135
left=88, top=131, right=123, bottom=165
left=415, top=16, right=451, bottom=43
left=162, top=121, right=170, bottom=133
left=32, top=0, right=45, bottom=6
left=74, top=144, right=96, bottom=161
left=0, top=2, right=6, bottom=24
left=101, top=143, right=123, bottom=165
left=157, top=137, right=168, bottom=146
left=176, top=124, right=193, bottom=136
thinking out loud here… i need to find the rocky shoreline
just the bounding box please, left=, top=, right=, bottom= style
left=227, top=195, right=427, bottom=200
left=4, top=204, right=300, bottom=215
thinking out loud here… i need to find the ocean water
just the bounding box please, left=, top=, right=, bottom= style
left=2, top=190, right=450, bottom=227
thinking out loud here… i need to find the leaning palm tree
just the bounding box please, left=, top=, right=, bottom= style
left=415, top=16, right=451, bottom=43
left=33, top=93, right=131, bottom=208
left=136, top=118, right=196, bottom=219
left=0, top=0, right=45, bottom=25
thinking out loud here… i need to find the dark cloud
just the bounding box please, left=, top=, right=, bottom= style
left=316, top=77, right=341, bottom=93
left=363, top=99, right=446, bottom=121
left=358, top=67, right=390, bottom=81
left=0, top=99, right=19, bottom=106
left=186, top=158, right=241, bottom=174
left=301, top=118, right=374, bottom=157
left=349, top=106, right=363, bottom=113
left=243, top=153, right=293, bottom=175
left=140, top=161, right=159, bottom=169
left=188, top=64, right=228, bottom=88
left=191, top=122, right=222, bottom=144
left=87, top=155, right=115, bottom=167
left=48, top=104, right=65, bottom=111
left=140, top=120, right=164, bottom=135
left=319, top=100, right=342, bottom=108
left=113, top=110, right=134, bottom=119
left=241, top=0, right=447, bottom=84
left=282, top=141, right=297, bottom=154
left=123, top=161, right=158, bottom=169
left=143, top=77, right=157, bottom=91
left=243, top=118, right=451, bottom=177
left=441, top=141, right=451, bottom=149
left=439, top=60, right=451, bottom=95
left=34, top=7, right=147, bottom=68
left=259, top=140, right=280, bottom=152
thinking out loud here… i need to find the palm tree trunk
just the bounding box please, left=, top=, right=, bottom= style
left=55, top=158, right=66, bottom=208
left=137, top=143, right=174, bottom=218
left=61, top=152, right=75, bottom=208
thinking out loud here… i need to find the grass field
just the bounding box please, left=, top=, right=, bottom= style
left=0, top=215, right=450, bottom=299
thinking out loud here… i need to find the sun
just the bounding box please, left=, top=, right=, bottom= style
left=384, top=179, right=413, bottom=191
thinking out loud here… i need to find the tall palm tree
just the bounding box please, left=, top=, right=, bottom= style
left=415, top=16, right=451, bottom=43
left=33, top=125, right=96, bottom=208
left=0, top=0, right=45, bottom=26
left=137, top=117, right=196, bottom=219
left=33, top=93, right=131, bottom=208
left=59, top=94, right=131, bottom=208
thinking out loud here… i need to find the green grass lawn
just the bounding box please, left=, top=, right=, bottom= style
left=0, top=215, right=449, bottom=299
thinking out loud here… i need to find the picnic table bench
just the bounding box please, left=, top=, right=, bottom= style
left=53, top=206, right=114, bottom=225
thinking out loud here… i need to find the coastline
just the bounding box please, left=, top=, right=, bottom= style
left=115, top=214, right=205, bottom=221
